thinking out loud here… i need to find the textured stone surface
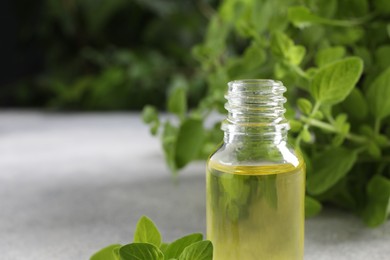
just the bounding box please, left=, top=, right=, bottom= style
left=0, top=111, right=389, bottom=260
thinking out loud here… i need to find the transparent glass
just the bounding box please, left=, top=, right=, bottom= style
left=206, top=79, right=305, bottom=260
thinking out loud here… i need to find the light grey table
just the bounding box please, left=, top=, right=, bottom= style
left=0, top=111, right=389, bottom=260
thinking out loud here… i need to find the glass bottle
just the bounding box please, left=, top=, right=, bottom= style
left=206, top=79, right=305, bottom=260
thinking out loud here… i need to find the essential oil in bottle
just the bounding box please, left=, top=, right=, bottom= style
left=206, top=79, right=305, bottom=260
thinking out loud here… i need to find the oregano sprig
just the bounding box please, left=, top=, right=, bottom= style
left=90, top=216, right=213, bottom=260
left=143, top=0, right=390, bottom=227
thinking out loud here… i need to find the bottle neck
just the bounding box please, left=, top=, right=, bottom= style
left=222, top=79, right=289, bottom=145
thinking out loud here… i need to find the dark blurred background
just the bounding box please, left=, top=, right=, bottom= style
left=0, top=0, right=217, bottom=110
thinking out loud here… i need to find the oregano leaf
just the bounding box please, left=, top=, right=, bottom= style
left=288, top=6, right=361, bottom=28
left=363, top=175, right=390, bottom=227
left=90, top=244, right=121, bottom=260
left=305, top=196, right=322, bottom=218
left=168, top=86, right=187, bottom=120
left=310, top=57, right=363, bottom=105
left=367, top=142, right=381, bottom=159
left=315, top=46, right=346, bottom=67
left=288, top=6, right=322, bottom=28
left=179, top=240, right=213, bottom=260
left=297, top=98, right=312, bottom=115
left=341, top=88, right=368, bottom=120
left=366, top=67, right=390, bottom=120
left=164, top=233, right=203, bottom=259
left=160, top=242, right=169, bottom=254
left=334, top=114, right=348, bottom=130
left=120, top=243, right=164, bottom=260
left=175, top=118, right=205, bottom=169
left=374, top=45, right=390, bottom=71
left=162, top=122, right=178, bottom=172
left=301, top=128, right=312, bottom=143
left=289, top=119, right=302, bottom=132
left=142, top=105, right=159, bottom=124
left=288, top=45, right=306, bottom=65
left=307, top=147, right=357, bottom=195
left=312, top=111, right=324, bottom=120
left=134, top=216, right=162, bottom=247
left=271, top=32, right=305, bottom=65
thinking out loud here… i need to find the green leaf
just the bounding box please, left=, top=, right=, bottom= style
left=374, top=45, right=390, bottom=71
left=354, top=47, right=372, bottom=70
left=179, top=240, right=213, bottom=260
left=305, top=67, right=318, bottom=79
left=367, top=142, right=381, bottom=159
left=312, top=111, right=324, bottom=120
left=175, top=119, right=205, bottom=169
left=119, top=243, right=164, bottom=260
left=168, top=86, right=187, bottom=120
left=288, top=6, right=323, bottom=28
left=90, top=244, right=121, bottom=260
left=331, top=134, right=345, bottom=147
left=310, top=57, right=363, bottom=105
left=164, top=233, right=203, bottom=259
left=366, top=67, right=390, bottom=120
left=334, top=114, right=348, bottom=130
left=341, top=88, right=368, bottom=120
left=113, top=247, right=120, bottom=259
left=305, top=0, right=337, bottom=18
left=307, top=147, right=358, bottom=195
left=305, top=196, right=322, bottom=218
left=330, top=27, right=364, bottom=45
left=162, top=122, right=178, bottom=172
left=359, top=124, right=374, bottom=136
left=288, top=46, right=306, bottom=66
left=142, top=105, right=160, bottom=136
left=336, top=0, right=368, bottom=18
left=150, top=122, right=160, bottom=136
left=288, top=6, right=361, bottom=28
left=199, top=123, right=224, bottom=159
left=133, top=216, right=162, bottom=247
left=274, top=62, right=289, bottom=79
left=289, top=119, right=302, bottom=133
left=193, top=15, right=230, bottom=63
left=301, top=128, right=312, bottom=143
left=315, top=46, right=346, bottom=67
left=297, top=98, right=312, bottom=115
left=142, top=105, right=158, bottom=124
left=159, top=242, right=169, bottom=254
left=363, top=175, right=390, bottom=227
left=271, top=32, right=306, bottom=65
left=374, top=134, right=389, bottom=147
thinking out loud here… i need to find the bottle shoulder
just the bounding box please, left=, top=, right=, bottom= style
left=208, top=141, right=304, bottom=171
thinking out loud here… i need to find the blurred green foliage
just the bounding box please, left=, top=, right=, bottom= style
left=144, top=0, right=390, bottom=226
left=6, top=0, right=390, bottom=227
left=5, top=0, right=216, bottom=109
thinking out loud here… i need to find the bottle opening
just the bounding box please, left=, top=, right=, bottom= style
left=222, top=79, right=289, bottom=141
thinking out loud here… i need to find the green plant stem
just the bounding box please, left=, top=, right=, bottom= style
left=295, top=102, right=321, bottom=147
left=300, top=115, right=367, bottom=144
left=318, top=12, right=376, bottom=27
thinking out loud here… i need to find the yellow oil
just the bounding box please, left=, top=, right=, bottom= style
left=206, top=161, right=305, bottom=260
